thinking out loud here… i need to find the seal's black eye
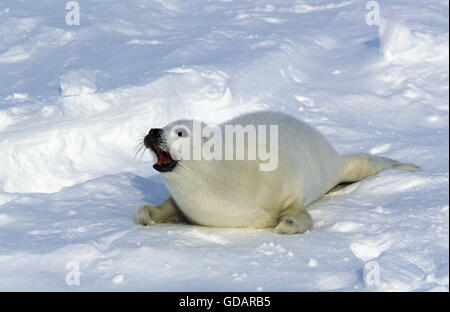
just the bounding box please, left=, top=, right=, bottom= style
left=177, top=131, right=183, bottom=137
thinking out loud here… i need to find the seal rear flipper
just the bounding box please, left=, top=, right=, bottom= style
left=341, top=153, right=422, bottom=183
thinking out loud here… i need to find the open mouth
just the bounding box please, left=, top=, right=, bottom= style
left=149, top=143, right=178, bottom=172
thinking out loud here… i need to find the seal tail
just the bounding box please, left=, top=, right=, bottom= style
left=341, top=153, right=421, bottom=183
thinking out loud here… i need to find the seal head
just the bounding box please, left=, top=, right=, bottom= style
left=144, top=128, right=178, bottom=172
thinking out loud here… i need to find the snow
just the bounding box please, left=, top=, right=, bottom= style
left=0, top=0, right=448, bottom=291
left=60, top=70, right=97, bottom=97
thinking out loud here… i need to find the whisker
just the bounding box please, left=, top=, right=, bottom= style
left=138, top=147, right=146, bottom=164
left=135, top=145, right=144, bottom=158
left=135, top=132, right=150, bottom=167
left=135, top=138, right=145, bottom=147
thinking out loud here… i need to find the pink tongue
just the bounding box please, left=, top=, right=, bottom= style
left=157, top=149, right=172, bottom=165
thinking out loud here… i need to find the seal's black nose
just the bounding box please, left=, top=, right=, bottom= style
left=149, top=128, right=163, bottom=137
left=144, top=128, right=163, bottom=148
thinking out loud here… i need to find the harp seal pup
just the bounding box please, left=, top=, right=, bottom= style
left=136, top=111, right=420, bottom=234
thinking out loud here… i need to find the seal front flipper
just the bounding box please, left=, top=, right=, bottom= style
left=136, top=197, right=185, bottom=226
left=274, top=200, right=313, bottom=235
